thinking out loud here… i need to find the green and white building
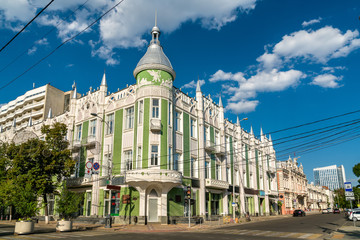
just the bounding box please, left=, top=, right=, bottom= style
left=0, top=23, right=278, bottom=224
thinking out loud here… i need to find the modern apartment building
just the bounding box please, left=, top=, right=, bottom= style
left=313, top=165, right=346, bottom=190
left=0, top=23, right=278, bottom=224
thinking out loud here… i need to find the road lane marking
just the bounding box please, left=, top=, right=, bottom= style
left=254, top=230, right=272, bottom=236
left=297, top=233, right=313, bottom=238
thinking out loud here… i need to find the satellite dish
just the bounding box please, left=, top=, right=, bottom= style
left=90, top=141, right=101, bottom=155
left=12, top=130, right=38, bottom=145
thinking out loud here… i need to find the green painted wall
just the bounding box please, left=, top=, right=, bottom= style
left=255, top=149, right=259, bottom=189
left=168, top=188, right=184, bottom=216
left=83, top=192, right=87, bottom=216
left=161, top=99, right=168, bottom=169
left=245, top=145, right=249, bottom=188
left=210, top=126, right=214, bottom=144
left=119, top=187, right=140, bottom=217
left=230, top=137, right=233, bottom=185
left=133, top=102, right=138, bottom=168
left=136, top=70, right=173, bottom=89
left=196, top=190, right=200, bottom=216
left=142, top=98, right=150, bottom=169
left=208, top=193, right=212, bottom=215
left=99, top=189, right=104, bottom=217
left=113, top=109, right=123, bottom=175
left=79, top=121, right=89, bottom=177
left=211, top=154, right=216, bottom=180
left=183, top=112, right=190, bottom=176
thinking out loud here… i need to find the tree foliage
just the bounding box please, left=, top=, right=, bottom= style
left=353, top=163, right=360, bottom=186
left=56, top=185, right=82, bottom=220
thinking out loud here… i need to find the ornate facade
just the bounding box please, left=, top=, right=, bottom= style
left=0, top=23, right=278, bottom=224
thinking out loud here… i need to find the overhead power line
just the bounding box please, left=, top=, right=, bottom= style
left=0, top=0, right=126, bottom=91
left=0, top=0, right=55, bottom=54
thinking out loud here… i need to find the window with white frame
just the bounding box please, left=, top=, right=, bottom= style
left=125, top=106, right=134, bottom=129
left=205, top=161, right=210, bottom=179
left=75, top=124, right=82, bottom=140
left=215, top=164, right=221, bottom=180
left=106, top=113, right=114, bottom=134
left=168, top=147, right=172, bottom=170
left=89, top=119, right=97, bottom=136
left=152, top=99, right=159, bottom=118
left=151, top=145, right=159, bottom=166
left=175, top=111, right=181, bottom=132
left=137, top=146, right=142, bottom=169
left=205, top=125, right=209, bottom=141
left=138, top=100, right=144, bottom=124
left=168, top=102, right=172, bottom=125
left=190, top=118, right=197, bottom=138
left=174, top=153, right=180, bottom=171
left=225, top=136, right=230, bottom=153
left=124, top=150, right=133, bottom=170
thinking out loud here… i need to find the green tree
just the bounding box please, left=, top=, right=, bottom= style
left=56, top=185, right=82, bottom=220
left=9, top=123, right=75, bottom=223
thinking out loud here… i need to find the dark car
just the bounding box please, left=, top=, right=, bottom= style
left=293, top=209, right=306, bottom=217
left=333, top=209, right=340, bottom=214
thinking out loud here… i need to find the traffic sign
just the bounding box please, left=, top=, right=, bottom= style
left=232, top=202, right=236, bottom=207
left=346, top=196, right=355, bottom=201
left=86, top=161, right=93, bottom=170
left=345, top=192, right=354, bottom=197
left=93, top=162, right=100, bottom=171
left=345, top=182, right=352, bottom=192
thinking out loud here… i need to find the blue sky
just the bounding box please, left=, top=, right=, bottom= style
left=0, top=0, right=359, bottom=186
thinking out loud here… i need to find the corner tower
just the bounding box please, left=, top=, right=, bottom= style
left=133, top=22, right=176, bottom=88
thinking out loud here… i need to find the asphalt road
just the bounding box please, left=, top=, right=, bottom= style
left=0, top=213, right=350, bottom=240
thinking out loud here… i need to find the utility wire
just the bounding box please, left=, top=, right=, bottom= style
left=0, top=0, right=126, bottom=91
left=0, top=0, right=90, bottom=74
left=0, top=0, right=55, bottom=53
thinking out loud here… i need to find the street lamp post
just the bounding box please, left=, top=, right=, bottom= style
left=91, top=113, right=113, bottom=184
left=233, top=117, right=248, bottom=221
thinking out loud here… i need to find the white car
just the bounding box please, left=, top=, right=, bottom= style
left=322, top=209, right=329, bottom=214
left=348, top=210, right=360, bottom=221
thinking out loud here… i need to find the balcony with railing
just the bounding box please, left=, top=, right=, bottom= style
left=214, top=144, right=225, bottom=155
left=126, top=169, right=182, bottom=185
left=205, top=140, right=215, bottom=152
left=205, top=178, right=229, bottom=189
left=150, top=118, right=161, bottom=131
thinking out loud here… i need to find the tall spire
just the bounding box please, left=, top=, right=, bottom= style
left=260, top=127, right=263, bottom=136
left=196, top=79, right=201, bottom=92
left=101, top=71, right=107, bottom=87
left=250, top=125, right=253, bottom=135
left=151, top=11, right=160, bottom=45
left=72, top=81, right=77, bottom=99
left=219, top=95, right=223, bottom=107
left=236, top=116, right=240, bottom=126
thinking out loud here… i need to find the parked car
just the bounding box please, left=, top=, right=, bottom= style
left=348, top=211, right=360, bottom=221
left=333, top=209, right=340, bottom=214
left=322, top=209, right=329, bottom=214
left=293, top=209, right=306, bottom=217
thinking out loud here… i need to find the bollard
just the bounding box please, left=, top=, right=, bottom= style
left=105, top=215, right=112, bottom=228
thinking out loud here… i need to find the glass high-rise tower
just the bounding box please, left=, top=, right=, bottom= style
left=313, top=165, right=346, bottom=190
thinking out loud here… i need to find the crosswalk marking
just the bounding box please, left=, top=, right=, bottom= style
left=298, top=233, right=313, bottom=238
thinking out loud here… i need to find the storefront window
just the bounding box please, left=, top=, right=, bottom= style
left=110, top=191, right=120, bottom=216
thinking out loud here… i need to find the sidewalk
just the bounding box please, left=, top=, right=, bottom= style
left=325, top=223, right=360, bottom=240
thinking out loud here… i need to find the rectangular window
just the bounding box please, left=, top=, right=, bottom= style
left=227, top=167, right=231, bottom=183
left=174, top=153, right=180, bottom=171
left=75, top=124, right=82, bottom=140
left=138, top=100, right=144, bottom=124
left=175, top=111, right=181, bottom=132
left=106, top=113, right=114, bottom=134
left=191, top=157, right=195, bottom=177
left=216, top=164, right=221, bottom=180
left=205, top=161, right=210, bottom=179
left=168, top=147, right=172, bottom=170
left=152, top=99, right=159, bottom=118
left=168, top=102, right=172, bottom=125
left=205, top=126, right=209, bottom=141
left=190, top=118, right=197, bottom=138
left=125, top=106, right=134, bottom=129
left=89, top=119, right=97, bottom=136
left=215, top=131, right=219, bottom=147
left=137, top=146, right=142, bottom=169
left=124, top=150, right=133, bottom=170
left=86, top=192, right=92, bottom=216
left=151, top=145, right=158, bottom=166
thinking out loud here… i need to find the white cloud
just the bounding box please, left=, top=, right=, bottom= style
left=226, top=100, right=259, bottom=114
left=35, top=38, right=49, bottom=45
left=27, top=46, right=37, bottom=55
left=181, top=79, right=205, bottom=89
left=0, top=0, right=257, bottom=64
left=256, top=52, right=282, bottom=70
left=302, top=17, right=322, bottom=27
left=311, top=74, right=342, bottom=88
left=273, top=26, right=360, bottom=64
left=322, top=66, right=346, bottom=73
left=209, top=70, right=245, bottom=82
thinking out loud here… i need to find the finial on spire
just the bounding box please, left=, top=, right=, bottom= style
left=155, top=10, right=157, bottom=27
left=236, top=116, right=240, bottom=126
left=151, top=11, right=160, bottom=44
left=250, top=125, right=253, bottom=135
left=260, top=127, right=263, bottom=136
